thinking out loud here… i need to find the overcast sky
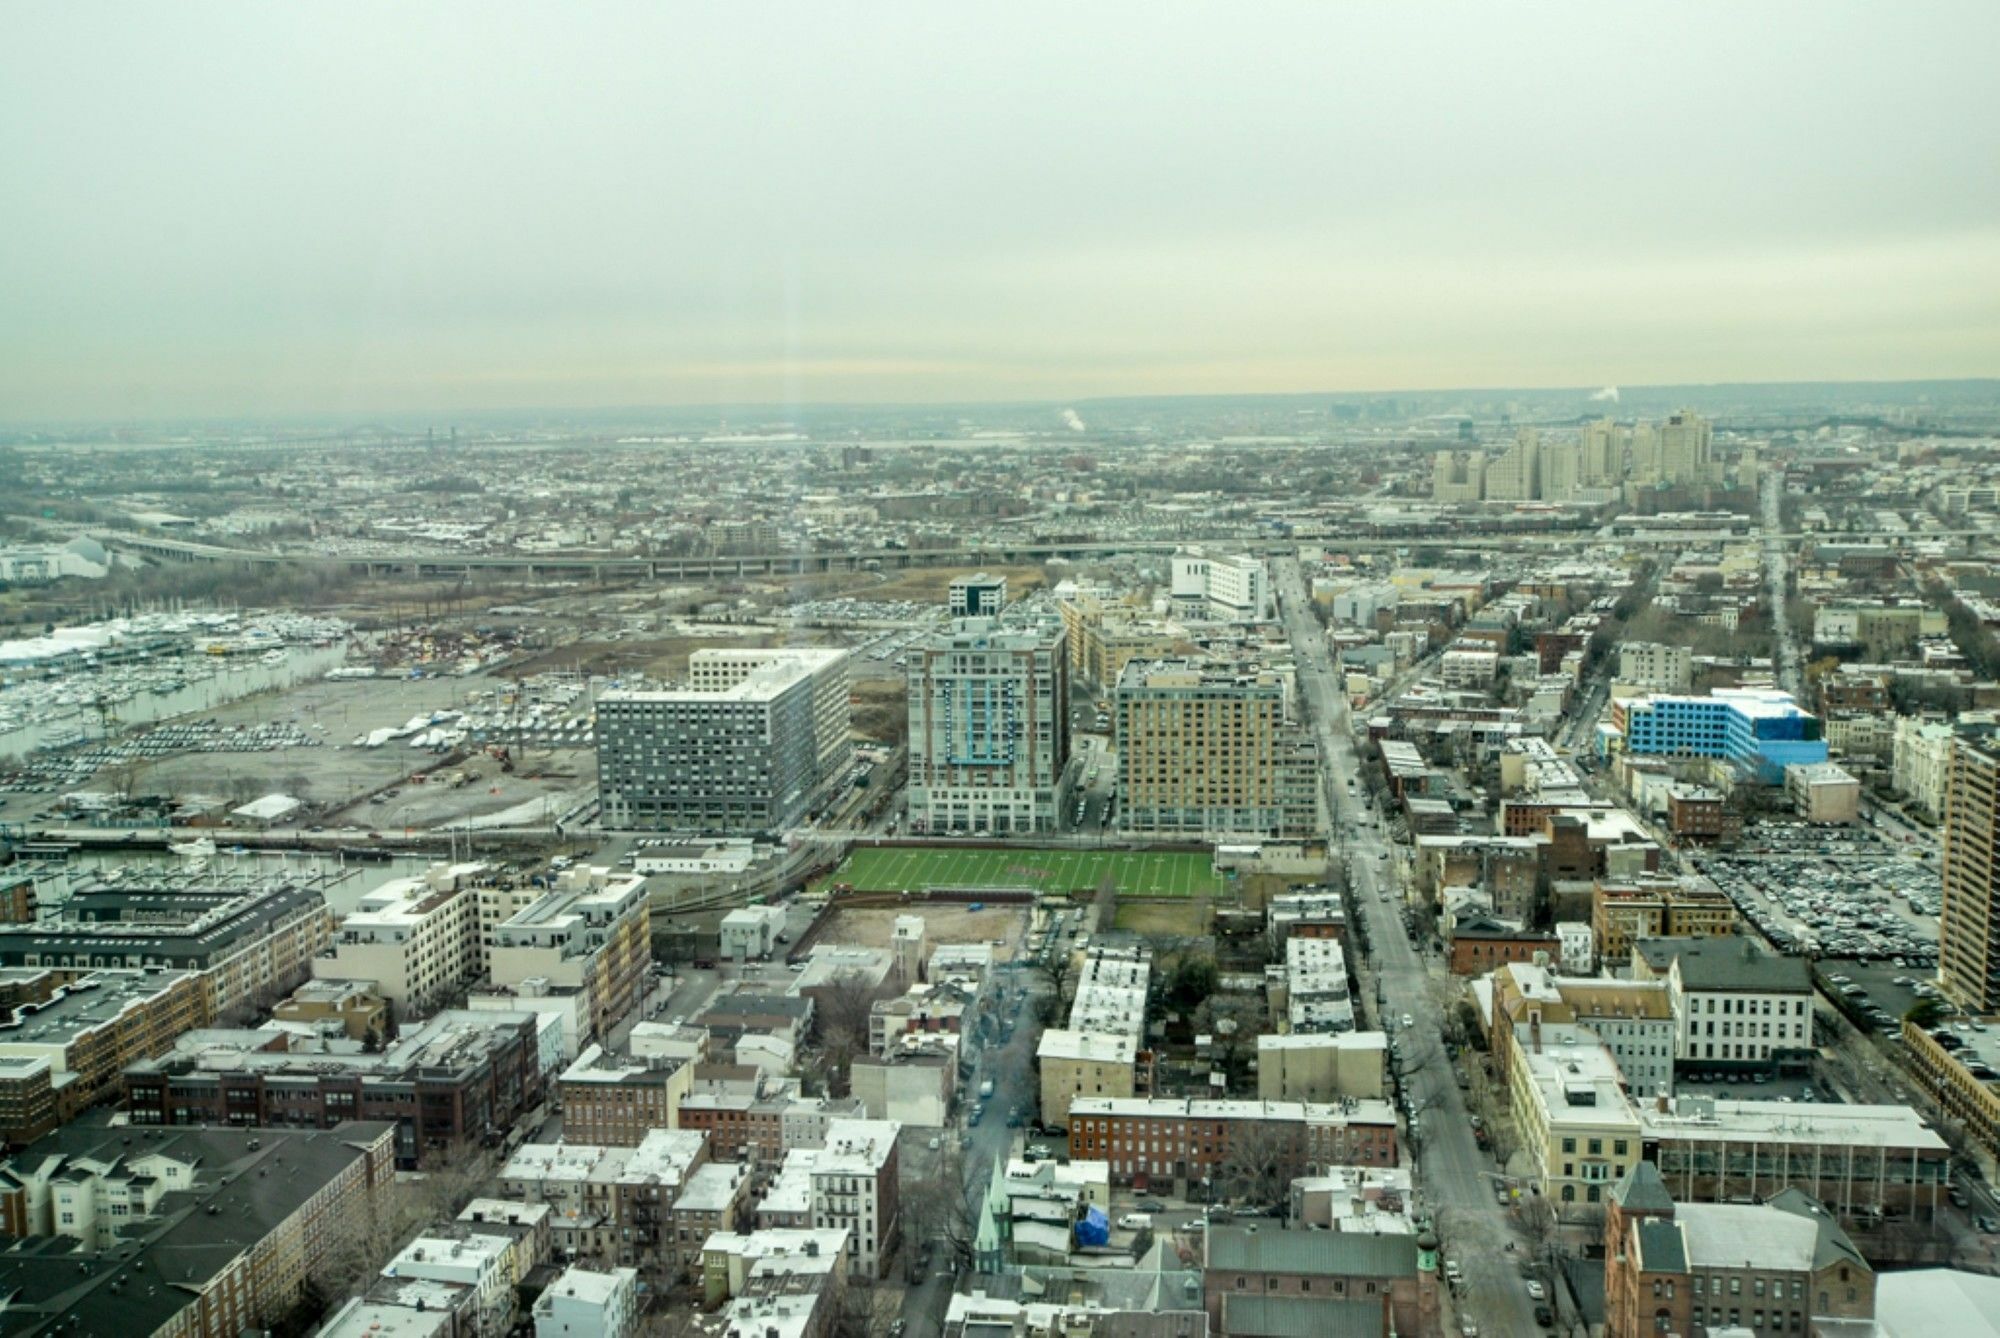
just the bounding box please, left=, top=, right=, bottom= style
left=3, top=2, right=1996, bottom=421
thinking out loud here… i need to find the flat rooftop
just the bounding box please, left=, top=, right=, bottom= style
left=1639, top=1097, right=1947, bottom=1151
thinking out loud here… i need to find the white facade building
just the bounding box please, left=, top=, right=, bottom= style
left=533, top=1265, right=638, bottom=1338
left=1170, top=549, right=1271, bottom=621
left=1632, top=937, right=1814, bottom=1071
left=1617, top=642, right=1693, bottom=694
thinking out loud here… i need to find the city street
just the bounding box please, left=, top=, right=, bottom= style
left=1277, top=558, right=1548, bottom=1336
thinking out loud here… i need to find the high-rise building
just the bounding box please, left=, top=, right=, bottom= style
left=1431, top=450, right=1486, bottom=502
left=906, top=617, right=1069, bottom=834
left=1580, top=418, right=1628, bottom=486
left=1657, top=409, right=1714, bottom=486
left=1113, top=659, right=1318, bottom=838
left=1539, top=436, right=1583, bottom=501
left=1942, top=736, right=2000, bottom=1013
left=596, top=648, right=851, bottom=832
left=1483, top=427, right=1541, bottom=501
left=686, top=648, right=853, bottom=784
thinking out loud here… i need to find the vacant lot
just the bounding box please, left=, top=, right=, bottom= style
left=819, top=845, right=1223, bottom=898
left=866, top=565, right=1049, bottom=605
left=1113, top=900, right=1210, bottom=936
left=814, top=903, right=1028, bottom=959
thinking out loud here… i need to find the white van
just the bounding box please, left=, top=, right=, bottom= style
left=1118, top=1213, right=1153, bottom=1230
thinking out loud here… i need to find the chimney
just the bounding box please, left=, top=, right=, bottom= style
left=1530, top=1017, right=1541, bottom=1053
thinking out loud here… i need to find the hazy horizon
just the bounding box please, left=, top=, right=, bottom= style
left=6, top=2, right=1998, bottom=422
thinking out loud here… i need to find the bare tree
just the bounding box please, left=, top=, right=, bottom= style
left=1217, top=1123, right=1297, bottom=1207
left=299, top=1137, right=496, bottom=1316
left=902, top=1139, right=981, bottom=1278
left=813, top=970, right=877, bottom=1096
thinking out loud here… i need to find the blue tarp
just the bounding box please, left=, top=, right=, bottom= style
left=1074, top=1205, right=1109, bottom=1247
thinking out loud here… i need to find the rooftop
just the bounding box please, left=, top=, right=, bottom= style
left=1037, top=1028, right=1138, bottom=1065
left=1204, top=1225, right=1417, bottom=1278
left=1633, top=936, right=1812, bottom=992
left=1639, top=1097, right=1947, bottom=1152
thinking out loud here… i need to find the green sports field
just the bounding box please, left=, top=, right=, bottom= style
left=821, top=846, right=1224, bottom=898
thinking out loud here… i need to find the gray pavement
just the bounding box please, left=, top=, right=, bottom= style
left=1277, top=557, right=1551, bottom=1336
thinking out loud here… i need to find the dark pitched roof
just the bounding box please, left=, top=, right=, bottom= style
left=1612, top=1161, right=1675, bottom=1214
left=1766, top=1188, right=1870, bottom=1274
left=1632, top=936, right=1810, bottom=992
left=1453, top=916, right=1555, bottom=941
left=1633, top=1219, right=1687, bottom=1274
left=1203, top=1227, right=1417, bottom=1279
left=1218, top=1295, right=1383, bottom=1338
left=0, top=1119, right=395, bottom=1337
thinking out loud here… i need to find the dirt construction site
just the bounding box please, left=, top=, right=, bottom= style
left=810, top=903, right=1031, bottom=961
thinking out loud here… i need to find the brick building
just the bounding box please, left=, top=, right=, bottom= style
left=0, top=1120, right=396, bottom=1335
left=1066, top=1096, right=1397, bottom=1194
left=123, top=1008, right=548, bottom=1168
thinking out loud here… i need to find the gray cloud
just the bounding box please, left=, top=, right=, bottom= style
left=2, top=2, right=1996, bottom=420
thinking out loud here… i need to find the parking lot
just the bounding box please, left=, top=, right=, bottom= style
left=1695, top=845, right=1939, bottom=965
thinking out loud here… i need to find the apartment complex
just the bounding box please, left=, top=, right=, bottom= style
left=1113, top=659, right=1317, bottom=839
left=760, top=1118, right=902, bottom=1278
left=1607, top=688, right=1828, bottom=785
left=0, top=876, right=333, bottom=1018
left=0, top=1121, right=397, bottom=1336
left=483, top=865, right=651, bottom=1052
left=1942, top=734, right=2000, bottom=1012
left=597, top=647, right=852, bottom=832
left=534, top=1265, right=640, bottom=1338
left=1255, top=1031, right=1388, bottom=1103
left=1616, top=641, right=1693, bottom=694
left=1484, top=960, right=1676, bottom=1102
left=558, top=1044, right=696, bottom=1145
left=503, top=1130, right=711, bottom=1280
left=907, top=617, right=1069, bottom=835
left=0, top=968, right=210, bottom=1144
left=312, top=861, right=485, bottom=1016
left=1037, top=1029, right=1137, bottom=1129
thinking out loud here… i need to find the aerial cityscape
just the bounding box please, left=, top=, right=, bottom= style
left=5, top=5, right=2000, bottom=1338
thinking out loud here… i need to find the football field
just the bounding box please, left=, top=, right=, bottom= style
left=822, top=845, right=1223, bottom=898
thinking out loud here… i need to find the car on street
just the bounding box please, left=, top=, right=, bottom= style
left=1526, top=1280, right=1546, bottom=1300
left=1401, top=1013, right=1413, bottom=1029
left=1135, top=1197, right=1167, bottom=1212
left=1534, top=1305, right=1555, bottom=1328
